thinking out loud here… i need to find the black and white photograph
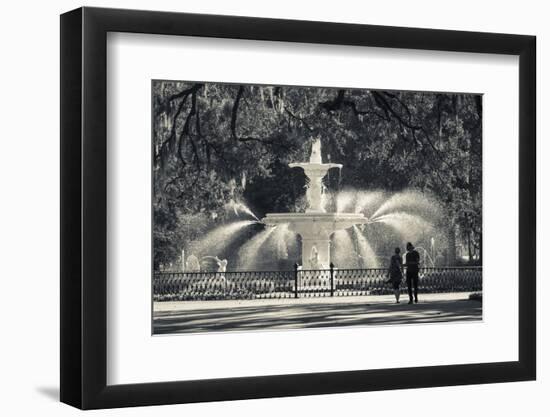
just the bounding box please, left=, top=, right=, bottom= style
left=152, top=81, right=483, bottom=334
left=0, top=0, right=543, bottom=414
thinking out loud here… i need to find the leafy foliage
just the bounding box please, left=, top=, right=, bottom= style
left=152, top=81, right=482, bottom=267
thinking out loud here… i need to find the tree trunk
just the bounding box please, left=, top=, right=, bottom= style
left=447, top=225, right=456, bottom=266
left=478, top=231, right=483, bottom=264
left=467, top=231, right=473, bottom=263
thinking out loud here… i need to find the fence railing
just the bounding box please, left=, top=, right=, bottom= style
left=153, top=266, right=482, bottom=301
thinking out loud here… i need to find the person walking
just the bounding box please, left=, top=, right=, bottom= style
left=405, top=242, right=420, bottom=304
left=387, top=247, right=404, bottom=303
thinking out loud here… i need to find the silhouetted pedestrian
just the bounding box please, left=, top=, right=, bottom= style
left=387, top=247, right=403, bottom=303
left=405, top=242, right=420, bottom=304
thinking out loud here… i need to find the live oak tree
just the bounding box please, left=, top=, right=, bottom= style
left=152, top=81, right=482, bottom=268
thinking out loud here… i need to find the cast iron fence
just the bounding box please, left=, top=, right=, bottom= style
left=153, top=265, right=482, bottom=301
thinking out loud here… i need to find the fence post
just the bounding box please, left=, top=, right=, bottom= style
left=294, top=263, right=299, bottom=299
left=329, top=262, right=335, bottom=297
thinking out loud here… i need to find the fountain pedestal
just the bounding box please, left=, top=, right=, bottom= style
left=288, top=162, right=341, bottom=213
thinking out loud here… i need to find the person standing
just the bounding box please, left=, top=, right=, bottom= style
left=387, top=247, right=404, bottom=303
left=405, top=242, right=420, bottom=304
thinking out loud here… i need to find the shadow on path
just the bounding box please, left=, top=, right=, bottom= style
left=153, top=299, right=482, bottom=334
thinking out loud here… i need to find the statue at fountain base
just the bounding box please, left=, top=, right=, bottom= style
left=304, top=240, right=329, bottom=269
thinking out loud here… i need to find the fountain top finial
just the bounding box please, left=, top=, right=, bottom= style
left=289, top=137, right=340, bottom=170
left=309, top=137, right=323, bottom=164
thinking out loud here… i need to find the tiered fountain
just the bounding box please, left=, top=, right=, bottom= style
left=263, top=138, right=368, bottom=269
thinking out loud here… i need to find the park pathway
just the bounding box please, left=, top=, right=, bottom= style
left=153, top=292, right=482, bottom=334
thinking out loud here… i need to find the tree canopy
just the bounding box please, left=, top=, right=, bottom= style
left=152, top=81, right=482, bottom=269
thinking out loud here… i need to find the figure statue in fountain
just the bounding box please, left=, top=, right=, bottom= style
left=309, top=137, right=322, bottom=164
left=205, top=256, right=228, bottom=284
left=309, top=246, right=320, bottom=270
left=185, top=254, right=201, bottom=272
left=214, top=257, right=228, bottom=274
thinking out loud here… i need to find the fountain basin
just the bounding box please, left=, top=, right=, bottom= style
left=262, top=212, right=368, bottom=269
left=288, top=162, right=342, bottom=174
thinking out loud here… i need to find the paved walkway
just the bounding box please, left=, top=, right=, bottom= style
left=153, top=292, right=482, bottom=334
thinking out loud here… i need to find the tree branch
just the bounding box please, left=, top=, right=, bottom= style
left=230, top=86, right=245, bottom=139
left=320, top=90, right=345, bottom=112
left=284, top=106, right=314, bottom=132
left=155, top=84, right=203, bottom=165
left=178, top=90, right=201, bottom=172
left=155, top=93, right=189, bottom=163
left=230, top=86, right=295, bottom=150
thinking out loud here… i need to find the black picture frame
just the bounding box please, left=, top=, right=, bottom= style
left=60, top=6, right=536, bottom=410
